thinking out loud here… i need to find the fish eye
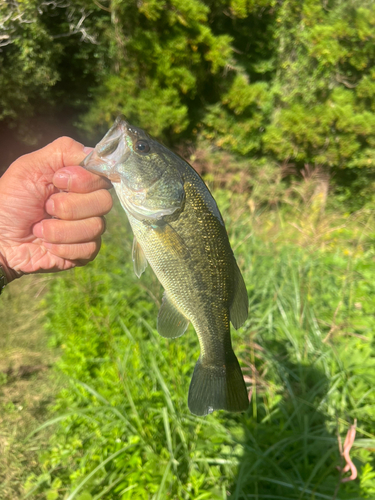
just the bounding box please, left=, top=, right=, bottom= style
left=135, top=140, right=150, bottom=153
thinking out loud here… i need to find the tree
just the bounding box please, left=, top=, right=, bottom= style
left=1, top=0, right=374, bottom=201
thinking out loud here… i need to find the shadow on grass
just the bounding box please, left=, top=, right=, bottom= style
left=230, top=341, right=363, bottom=500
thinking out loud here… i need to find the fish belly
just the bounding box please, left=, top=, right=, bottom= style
left=126, top=210, right=249, bottom=416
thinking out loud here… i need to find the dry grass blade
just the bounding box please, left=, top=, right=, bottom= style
left=338, top=419, right=358, bottom=483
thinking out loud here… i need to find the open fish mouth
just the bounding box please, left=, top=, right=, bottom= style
left=81, top=115, right=186, bottom=220
left=80, top=117, right=131, bottom=181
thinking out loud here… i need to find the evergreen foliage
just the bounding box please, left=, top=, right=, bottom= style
left=1, top=0, right=375, bottom=195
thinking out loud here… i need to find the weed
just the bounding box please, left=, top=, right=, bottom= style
left=0, top=275, right=63, bottom=499
left=19, top=189, right=375, bottom=499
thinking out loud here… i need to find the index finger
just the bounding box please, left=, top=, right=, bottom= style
left=53, top=166, right=113, bottom=193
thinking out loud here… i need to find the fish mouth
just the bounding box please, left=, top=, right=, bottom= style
left=81, top=115, right=185, bottom=221
left=80, top=116, right=131, bottom=182
left=81, top=150, right=123, bottom=183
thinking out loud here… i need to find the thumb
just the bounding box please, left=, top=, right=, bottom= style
left=8, top=137, right=90, bottom=180
left=38, top=136, right=90, bottom=172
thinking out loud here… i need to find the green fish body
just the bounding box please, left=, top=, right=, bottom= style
left=82, top=116, right=249, bottom=416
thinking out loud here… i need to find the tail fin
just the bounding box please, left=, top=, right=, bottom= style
left=188, top=351, right=249, bottom=416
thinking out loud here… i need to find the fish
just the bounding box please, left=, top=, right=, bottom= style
left=81, top=116, right=249, bottom=416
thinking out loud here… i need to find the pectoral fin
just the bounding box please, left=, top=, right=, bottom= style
left=132, top=236, right=148, bottom=278
left=158, top=222, right=191, bottom=260
left=229, top=262, right=248, bottom=329
left=157, top=292, right=189, bottom=338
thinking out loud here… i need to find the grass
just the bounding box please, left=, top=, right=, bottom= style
left=0, top=275, right=64, bottom=499
left=2, top=173, right=375, bottom=499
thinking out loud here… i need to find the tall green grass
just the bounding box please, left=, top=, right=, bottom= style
left=24, top=190, right=375, bottom=499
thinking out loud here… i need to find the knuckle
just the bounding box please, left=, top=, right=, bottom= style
left=91, top=217, right=105, bottom=237
left=97, top=190, right=113, bottom=214
left=75, top=259, right=89, bottom=267
left=44, top=221, right=62, bottom=243
left=54, top=194, right=74, bottom=219
left=87, top=238, right=101, bottom=260
left=99, top=217, right=106, bottom=235
left=79, top=218, right=103, bottom=241
left=101, top=217, right=107, bottom=234
left=52, top=136, right=80, bottom=152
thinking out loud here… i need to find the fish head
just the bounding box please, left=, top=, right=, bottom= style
left=82, top=116, right=185, bottom=221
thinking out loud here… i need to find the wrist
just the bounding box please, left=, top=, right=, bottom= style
left=0, top=250, right=22, bottom=285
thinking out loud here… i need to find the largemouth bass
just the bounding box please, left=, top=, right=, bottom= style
left=82, top=116, right=249, bottom=416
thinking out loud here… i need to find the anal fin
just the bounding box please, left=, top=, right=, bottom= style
left=230, top=262, right=248, bottom=329
left=157, top=292, right=189, bottom=338
left=132, top=236, right=148, bottom=278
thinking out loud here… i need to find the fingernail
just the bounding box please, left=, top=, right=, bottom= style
left=33, top=222, right=44, bottom=239
left=54, top=171, right=70, bottom=189
left=46, top=198, right=55, bottom=215
left=83, top=146, right=94, bottom=154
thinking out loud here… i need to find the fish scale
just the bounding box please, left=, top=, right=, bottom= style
left=82, top=116, right=249, bottom=416
left=127, top=180, right=231, bottom=356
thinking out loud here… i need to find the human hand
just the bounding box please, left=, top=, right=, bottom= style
left=0, top=137, right=113, bottom=284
